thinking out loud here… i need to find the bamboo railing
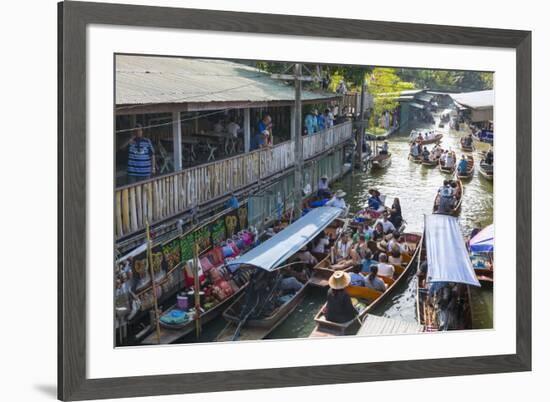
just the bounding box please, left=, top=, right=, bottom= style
left=115, top=121, right=352, bottom=238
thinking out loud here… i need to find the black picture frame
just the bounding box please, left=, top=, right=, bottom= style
left=58, top=1, right=532, bottom=400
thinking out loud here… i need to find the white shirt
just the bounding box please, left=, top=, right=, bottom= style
left=377, top=262, right=395, bottom=278
left=227, top=122, right=240, bottom=137
left=445, top=155, right=454, bottom=168
left=337, top=240, right=352, bottom=259
left=375, top=219, right=395, bottom=234
left=312, top=237, right=330, bottom=253
left=326, top=197, right=346, bottom=209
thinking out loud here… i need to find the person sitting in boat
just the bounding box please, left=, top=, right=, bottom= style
left=312, top=231, right=330, bottom=254
left=422, top=146, right=431, bottom=161
left=439, top=150, right=447, bottom=165
left=294, top=245, right=319, bottom=266
left=325, top=271, right=357, bottom=324
left=361, top=250, right=376, bottom=273
left=363, top=265, right=386, bottom=292
left=432, top=145, right=443, bottom=160
left=375, top=212, right=396, bottom=235
left=437, top=186, right=454, bottom=214
left=416, top=133, right=424, bottom=144
left=349, top=272, right=366, bottom=287
left=353, top=234, right=369, bottom=259
left=325, top=189, right=347, bottom=210
left=367, top=189, right=385, bottom=213
left=388, top=244, right=403, bottom=265
left=458, top=155, right=468, bottom=175
left=388, top=197, right=403, bottom=230
left=379, top=140, right=389, bottom=155
left=317, top=175, right=331, bottom=198
left=387, top=232, right=409, bottom=255
left=371, top=222, right=385, bottom=242
left=445, top=151, right=455, bottom=168
left=410, top=143, right=420, bottom=159
left=376, top=253, right=395, bottom=278
left=464, top=134, right=473, bottom=146
left=484, top=148, right=494, bottom=165
left=335, top=233, right=353, bottom=261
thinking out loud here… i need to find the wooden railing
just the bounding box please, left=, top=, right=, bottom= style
left=302, top=121, right=353, bottom=160
left=115, top=122, right=351, bottom=238
left=115, top=141, right=294, bottom=238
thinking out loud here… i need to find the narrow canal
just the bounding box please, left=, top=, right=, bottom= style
left=179, top=112, right=494, bottom=343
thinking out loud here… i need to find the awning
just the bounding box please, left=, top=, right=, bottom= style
left=226, top=206, right=342, bottom=272
left=425, top=214, right=481, bottom=287
left=469, top=224, right=494, bottom=253
left=409, top=102, right=425, bottom=109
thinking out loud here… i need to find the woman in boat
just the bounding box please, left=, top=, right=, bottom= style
left=375, top=212, right=396, bottom=235
left=388, top=231, right=410, bottom=255
left=361, top=250, right=376, bottom=273
left=325, top=271, right=357, bottom=324
left=335, top=233, right=353, bottom=261
left=388, top=244, right=402, bottom=265
left=367, top=188, right=384, bottom=213
left=388, top=197, right=403, bottom=230
left=363, top=265, right=387, bottom=292
left=458, top=154, right=468, bottom=175
left=325, top=189, right=347, bottom=210
left=371, top=222, right=385, bottom=242
left=376, top=253, right=395, bottom=278
left=445, top=151, right=455, bottom=169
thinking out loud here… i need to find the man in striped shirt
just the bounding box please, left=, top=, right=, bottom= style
left=121, top=124, right=156, bottom=183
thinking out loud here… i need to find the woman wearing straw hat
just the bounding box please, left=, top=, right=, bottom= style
left=325, top=271, right=357, bottom=323
left=325, top=189, right=347, bottom=210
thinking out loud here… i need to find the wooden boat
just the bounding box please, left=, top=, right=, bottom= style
left=460, top=137, right=475, bottom=152
left=409, top=154, right=423, bottom=164
left=456, top=155, right=474, bottom=180
left=309, top=254, right=356, bottom=288
left=216, top=277, right=309, bottom=341
left=309, top=232, right=423, bottom=337
left=416, top=215, right=481, bottom=331
left=433, top=177, right=463, bottom=217
left=479, top=162, right=493, bottom=181
left=421, top=158, right=438, bottom=168
left=410, top=133, right=443, bottom=145
left=438, top=156, right=456, bottom=174
left=371, top=152, right=392, bottom=169
left=215, top=206, right=344, bottom=342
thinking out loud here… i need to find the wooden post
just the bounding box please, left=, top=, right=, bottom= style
left=293, top=63, right=303, bottom=218
left=172, top=111, right=182, bottom=172
left=146, top=219, right=161, bottom=345
left=244, top=108, right=251, bottom=153
left=193, top=243, right=202, bottom=338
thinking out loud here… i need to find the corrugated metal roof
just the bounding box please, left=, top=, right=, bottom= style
left=116, top=55, right=337, bottom=107
left=450, top=90, right=494, bottom=109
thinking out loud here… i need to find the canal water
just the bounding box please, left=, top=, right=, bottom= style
left=179, top=112, right=494, bottom=343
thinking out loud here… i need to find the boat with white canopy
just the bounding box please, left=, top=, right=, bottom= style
left=216, top=206, right=343, bottom=341
left=416, top=214, right=481, bottom=331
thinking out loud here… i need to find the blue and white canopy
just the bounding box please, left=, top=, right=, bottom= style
left=227, top=207, right=342, bottom=272
left=425, top=214, right=481, bottom=287
left=469, top=224, right=494, bottom=253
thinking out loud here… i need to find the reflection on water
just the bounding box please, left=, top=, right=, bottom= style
left=179, top=116, right=494, bottom=342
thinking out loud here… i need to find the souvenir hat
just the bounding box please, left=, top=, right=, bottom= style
left=328, top=271, right=351, bottom=290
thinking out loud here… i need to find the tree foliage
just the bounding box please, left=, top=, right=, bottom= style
left=396, top=68, right=493, bottom=92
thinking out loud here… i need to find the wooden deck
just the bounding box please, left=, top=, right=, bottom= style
left=357, top=314, right=424, bottom=336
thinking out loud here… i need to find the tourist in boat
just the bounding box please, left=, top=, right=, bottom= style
left=349, top=272, right=366, bottom=286
left=336, top=232, right=353, bottom=261
left=353, top=234, right=369, bottom=259
left=387, top=232, right=409, bottom=254
left=363, top=265, right=386, bottom=292
left=437, top=186, right=454, bottom=214
left=325, top=271, right=357, bottom=323
left=312, top=231, right=330, bottom=254
left=422, top=146, right=430, bottom=161
left=371, top=222, right=385, bottom=242
left=376, top=253, right=395, bottom=278
left=388, top=197, right=403, bottom=230
left=379, top=140, right=389, bottom=155
left=367, top=189, right=385, bottom=213
left=325, top=189, right=347, bottom=210
left=388, top=245, right=403, bottom=265
left=410, top=143, right=420, bottom=158
left=317, top=175, right=331, bottom=198
left=439, top=150, right=447, bottom=165
left=458, top=155, right=468, bottom=175
left=361, top=250, right=376, bottom=273
left=375, top=212, right=396, bottom=235
left=445, top=151, right=455, bottom=168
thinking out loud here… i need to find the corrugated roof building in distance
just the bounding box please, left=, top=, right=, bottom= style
left=450, top=90, right=494, bottom=122
left=116, top=55, right=339, bottom=114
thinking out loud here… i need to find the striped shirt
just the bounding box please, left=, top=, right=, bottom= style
left=127, top=138, right=154, bottom=177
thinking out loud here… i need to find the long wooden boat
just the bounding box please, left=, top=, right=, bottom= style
left=416, top=215, right=481, bottom=331
left=214, top=206, right=344, bottom=342
left=410, top=133, right=443, bottom=145
left=409, top=154, right=423, bottom=164
left=371, top=153, right=392, bottom=169
left=141, top=275, right=251, bottom=345
left=309, top=254, right=356, bottom=288
left=456, top=155, right=474, bottom=180
left=309, top=232, right=423, bottom=337
left=216, top=277, right=309, bottom=341
left=479, top=162, right=493, bottom=181
left=460, top=137, right=475, bottom=152
left=433, top=177, right=463, bottom=217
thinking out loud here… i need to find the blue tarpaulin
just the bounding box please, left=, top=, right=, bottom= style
left=469, top=224, right=494, bottom=253
left=226, top=207, right=342, bottom=272
left=425, top=214, right=481, bottom=287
